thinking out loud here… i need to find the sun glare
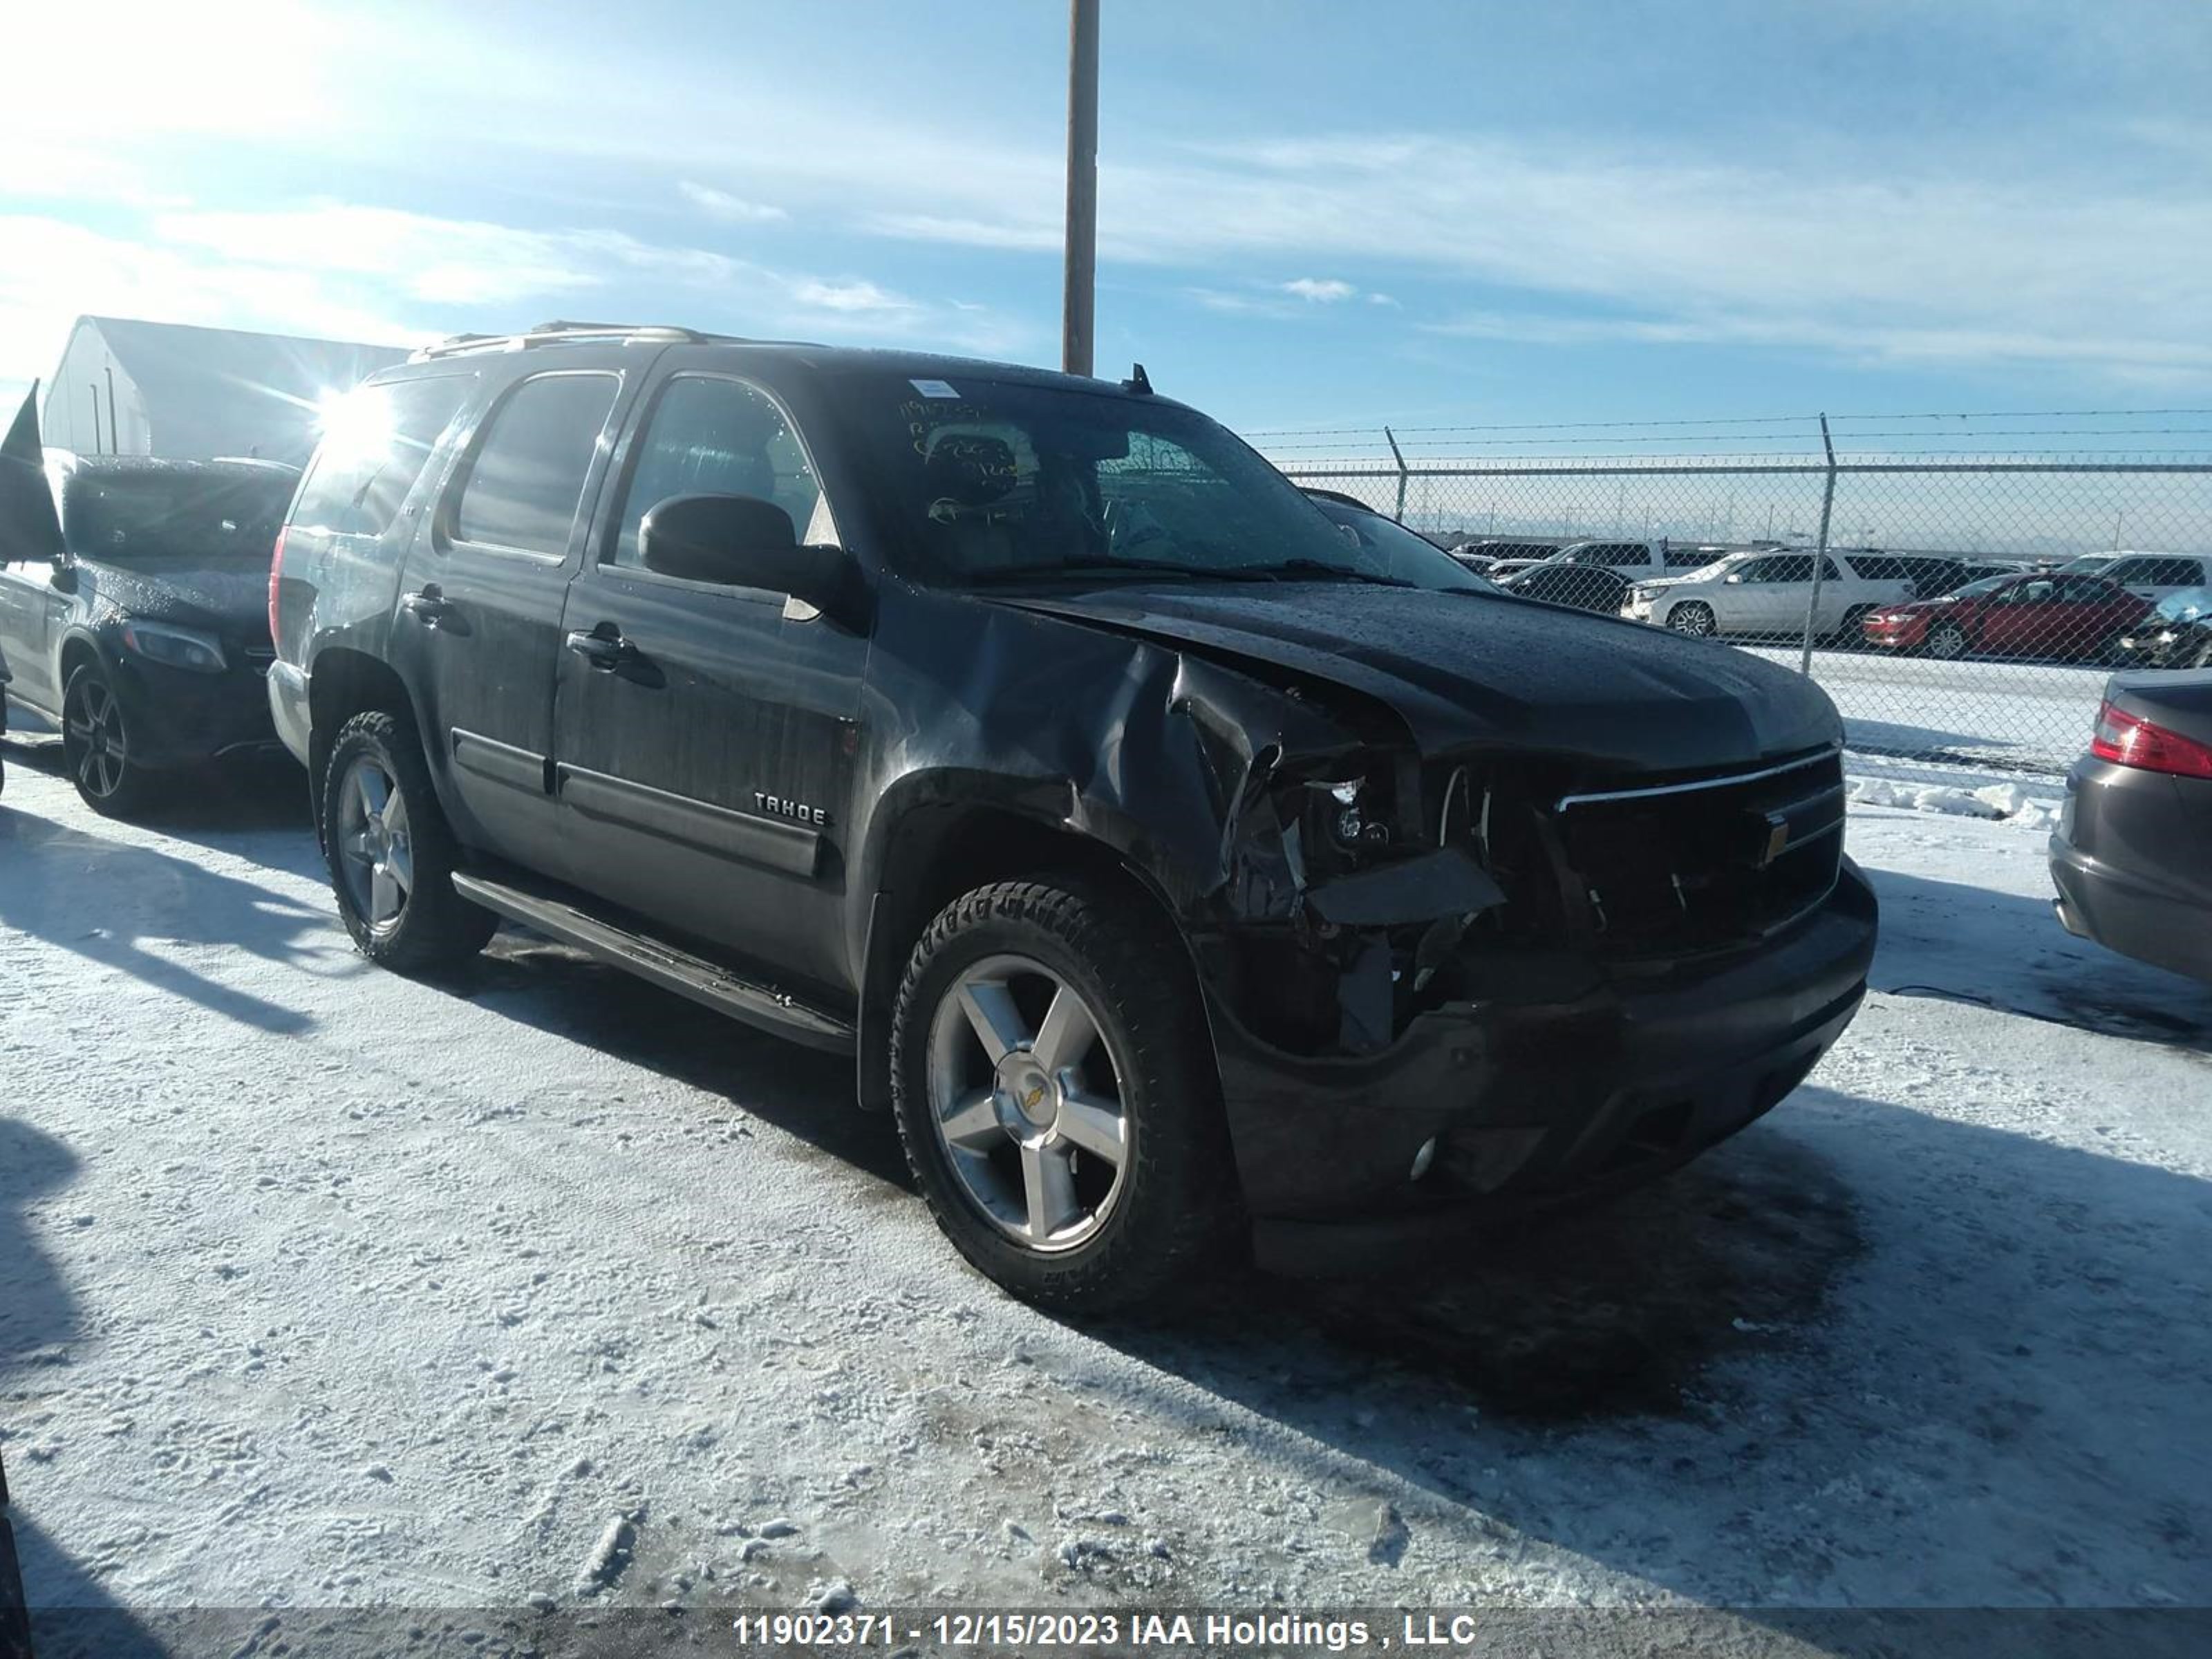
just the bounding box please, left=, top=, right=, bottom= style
left=312, top=385, right=392, bottom=465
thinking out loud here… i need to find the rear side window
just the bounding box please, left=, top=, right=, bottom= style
left=453, top=373, right=620, bottom=557
left=2058, top=576, right=2121, bottom=602
left=292, top=376, right=470, bottom=537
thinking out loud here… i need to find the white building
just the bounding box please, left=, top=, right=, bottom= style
left=39, top=317, right=409, bottom=468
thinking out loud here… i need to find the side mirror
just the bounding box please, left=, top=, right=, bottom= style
left=1724, top=572, right=1745, bottom=584
left=639, top=493, right=868, bottom=629
left=48, top=556, right=76, bottom=594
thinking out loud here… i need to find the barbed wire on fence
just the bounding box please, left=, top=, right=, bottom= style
left=1253, top=410, right=2212, bottom=785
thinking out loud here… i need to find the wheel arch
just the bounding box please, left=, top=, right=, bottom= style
left=305, top=647, right=422, bottom=837
left=55, top=626, right=106, bottom=694
left=854, top=789, right=1213, bottom=1114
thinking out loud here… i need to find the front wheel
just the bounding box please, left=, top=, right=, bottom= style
left=1667, top=601, right=1717, bottom=637
left=890, top=878, right=1235, bottom=1312
left=61, top=662, right=163, bottom=818
left=322, top=710, right=497, bottom=971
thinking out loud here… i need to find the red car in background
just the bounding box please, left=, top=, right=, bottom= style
left=1862, top=572, right=2150, bottom=662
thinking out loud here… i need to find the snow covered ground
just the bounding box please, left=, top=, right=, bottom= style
left=1743, top=644, right=2111, bottom=776
left=3, top=742, right=2210, bottom=1656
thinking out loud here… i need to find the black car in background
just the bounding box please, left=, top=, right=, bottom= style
left=0, top=391, right=296, bottom=816
left=1301, top=489, right=1501, bottom=590
left=2116, top=587, right=2212, bottom=671
left=1449, top=536, right=1562, bottom=574
left=269, top=323, right=1875, bottom=1311
left=1497, top=561, right=1632, bottom=615
left=2051, top=671, right=2212, bottom=984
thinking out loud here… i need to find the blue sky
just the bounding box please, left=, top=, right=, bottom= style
left=3, top=0, right=2208, bottom=435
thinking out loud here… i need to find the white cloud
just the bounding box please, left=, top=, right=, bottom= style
left=790, top=278, right=910, bottom=316
left=880, top=131, right=2212, bottom=383
left=0, top=215, right=425, bottom=411
left=678, top=182, right=789, bottom=225
left=0, top=203, right=1033, bottom=391
left=1281, top=278, right=1356, bottom=303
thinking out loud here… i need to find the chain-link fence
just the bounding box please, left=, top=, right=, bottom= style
left=1257, top=413, right=2212, bottom=785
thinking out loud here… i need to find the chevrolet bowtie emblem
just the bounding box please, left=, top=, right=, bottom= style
left=1024, top=1084, right=1047, bottom=1109
left=1765, top=821, right=1791, bottom=863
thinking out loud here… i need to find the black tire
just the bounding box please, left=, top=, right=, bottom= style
left=60, top=662, right=165, bottom=818
left=1837, top=605, right=1875, bottom=646
left=890, top=877, right=1235, bottom=1313
left=321, top=709, right=497, bottom=971
left=1926, top=621, right=1969, bottom=661
left=1667, top=601, right=1716, bottom=637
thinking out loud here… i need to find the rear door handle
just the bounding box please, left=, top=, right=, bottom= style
left=401, top=585, right=456, bottom=626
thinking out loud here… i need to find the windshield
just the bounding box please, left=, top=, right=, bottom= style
left=1949, top=574, right=2016, bottom=599
left=835, top=374, right=1483, bottom=590
left=60, top=469, right=293, bottom=563
left=1673, top=552, right=1752, bottom=583
left=2153, top=585, right=2210, bottom=622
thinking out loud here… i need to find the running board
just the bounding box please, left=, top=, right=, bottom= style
left=451, top=871, right=855, bottom=1053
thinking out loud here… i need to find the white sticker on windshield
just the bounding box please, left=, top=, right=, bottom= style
left=908, top=378, right=961, bottom=400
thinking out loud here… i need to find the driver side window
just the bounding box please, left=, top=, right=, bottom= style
left=608, top=375, right=827, bottom=570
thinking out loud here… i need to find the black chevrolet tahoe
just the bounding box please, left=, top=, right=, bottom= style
left=268, top=322, right=1876, bottom=1311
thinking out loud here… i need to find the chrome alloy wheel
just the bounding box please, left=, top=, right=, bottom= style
left=62, top=674, right=129, bottom=799
left=334, top=754, right=415, bottom=934
left=926, top=954, right=1130, bottom=1252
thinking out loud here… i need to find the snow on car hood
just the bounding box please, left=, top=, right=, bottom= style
left=1006, top=581, right=1841, bottom=774
left=81, top=556, right=273, bottom=641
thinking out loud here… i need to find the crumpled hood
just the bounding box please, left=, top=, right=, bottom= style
left=83, top=557, right=272, bottom=641
left=1005, top=582, right=1841, bottom=774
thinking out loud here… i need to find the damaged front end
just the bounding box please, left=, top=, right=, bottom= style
left=1183, top=681, right=1875, bottom=1264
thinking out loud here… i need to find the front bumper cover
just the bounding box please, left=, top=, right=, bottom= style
left=1210, top=863, right=1878, bottom=1275
left=109, top=648, right=281, bottom=770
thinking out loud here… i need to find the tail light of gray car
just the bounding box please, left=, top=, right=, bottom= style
left=2091, top=699, right=2212, bottom=780
left=268, top=525, right=287, bottom=648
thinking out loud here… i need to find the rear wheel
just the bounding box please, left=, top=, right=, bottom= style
left=322, top=710, right=497, bottom=971
left=61, top=662, right=163, bottom=818
left=1837, top=605, right=1875, bottom=646
left=890, top=877, right=1235, bottom=1312
left=1926, top=621, right=1969, bottom=661
left=1668, top=601, right=1716, bottom=637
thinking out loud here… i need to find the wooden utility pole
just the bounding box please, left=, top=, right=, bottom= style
left=1062, top=0, right=1100, bottom=377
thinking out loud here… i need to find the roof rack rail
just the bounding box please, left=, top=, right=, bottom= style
left=409, top=321, right=729, bottom=362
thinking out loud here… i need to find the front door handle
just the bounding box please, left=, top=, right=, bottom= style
left=564, top=626, right=639, bottom=671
